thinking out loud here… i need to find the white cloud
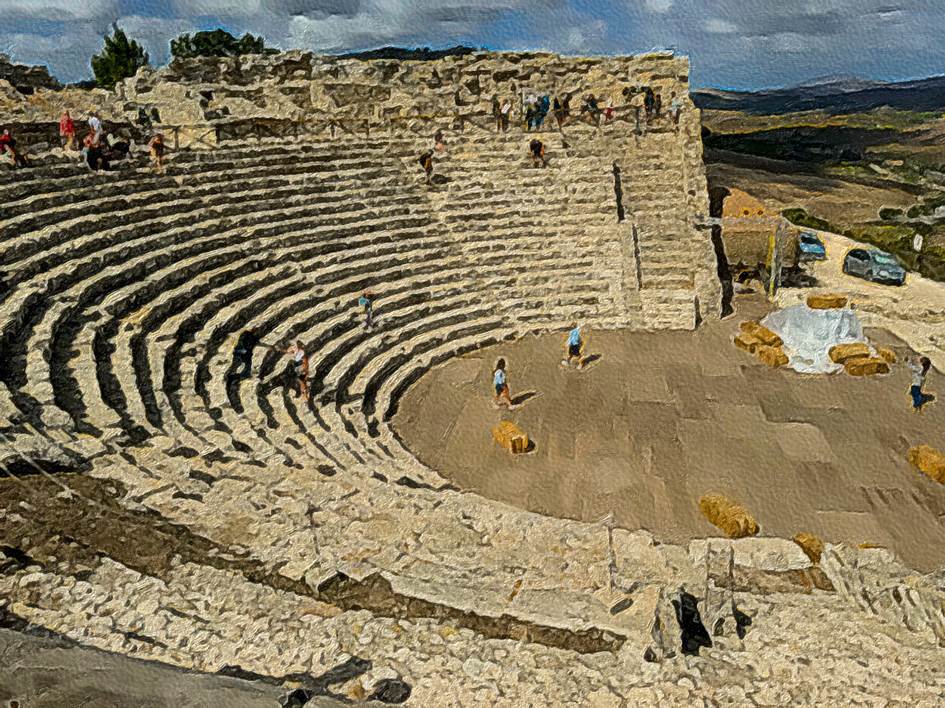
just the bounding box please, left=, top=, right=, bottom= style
left=704, top=18, right=737, bottom=34
left=644, top=0, right=674, bottom=13
left=5, top=0, right=118, bottom=20
left=171, top=0, right=264, bottom=16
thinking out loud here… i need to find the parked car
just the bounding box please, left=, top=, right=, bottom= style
left=798, top=231, right=826, bottom=260
left=842, top=247, right=906, bottom=285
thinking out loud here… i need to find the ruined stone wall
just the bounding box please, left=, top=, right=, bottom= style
left=120, top=50, right=721, bottom=328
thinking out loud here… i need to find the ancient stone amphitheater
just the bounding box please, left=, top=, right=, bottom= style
left=1, top=51, right=944, bottom=705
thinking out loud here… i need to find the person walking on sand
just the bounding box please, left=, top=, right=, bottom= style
left=907, top=355, right=933, bottom=413
left=493, top=358, right=514, bottom=409
left=563, top=323, right=585, bottom=368
left=286, top=340, right=310, bottom=400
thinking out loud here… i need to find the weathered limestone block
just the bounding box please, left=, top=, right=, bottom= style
left=820, top=544, right=945, bottom=646
left=689, top=538, right=830, bottom=593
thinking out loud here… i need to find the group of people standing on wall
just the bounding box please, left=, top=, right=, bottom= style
left=490, top=86, right=685, bottom=135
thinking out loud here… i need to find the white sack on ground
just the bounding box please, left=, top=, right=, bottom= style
left=762, top=304, right=869, bottom=374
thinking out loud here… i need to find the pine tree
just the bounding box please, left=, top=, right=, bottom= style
left=170, top=29, right=266, bottom=60
left=91, top=23, right=149, bottom=90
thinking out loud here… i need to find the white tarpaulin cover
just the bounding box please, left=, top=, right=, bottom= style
left=761, top=304, right=869, bottom=374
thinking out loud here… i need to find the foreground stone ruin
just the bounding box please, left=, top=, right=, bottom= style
left=1, top=51, right=944, bottom=704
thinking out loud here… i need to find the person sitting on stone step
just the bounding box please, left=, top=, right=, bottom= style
left=359, top=292, right=375, bottom=330
left=229, top=327, right=277, bottom=382
left=581, top=94, right=601, bottom=126
left=492, top=358, right=514, bottom=409
left=0, top=128, right=28, bottom=169
left=434, top=130, right=446, bottom=154
left=529, top=138, right=547, bottom=168
left=149, top=133, right=166, bottom=173
left=286, top=341, right=310, bottom=401
left=418, top=150, right=434, bottom=184
left=669, top=91, right=684, bottom=127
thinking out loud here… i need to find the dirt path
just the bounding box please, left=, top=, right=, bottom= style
left=394, top=295, right=945, bottom=571
left=776, top=229, right=945, bottom=372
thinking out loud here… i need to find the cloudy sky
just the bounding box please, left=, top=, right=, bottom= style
left=2, top=0, right=941, bottom=89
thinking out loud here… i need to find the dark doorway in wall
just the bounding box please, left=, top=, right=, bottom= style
left=708, top=186, right=734, bottom=318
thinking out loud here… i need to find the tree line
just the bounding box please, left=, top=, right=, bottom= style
left=91, top=24, right=272, bottom=89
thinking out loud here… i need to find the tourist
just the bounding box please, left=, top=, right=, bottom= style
left=563, top=323, right=584, bottom=368
left=529, top=138, right=547, bottom=168
left=499, top=98, right=512, bottom=132
left=83, top=130, right=107, bottom=172
left=582, top=94, right=600, bottom=126
left=492, top=95, right=502, bottom=132
left=524, top=95, right=537, bottom=131
left=603, top=95, right=617, bottom=122
left=654, top=92, right=663, bottom=120
left=149, top=133, right=166, bottom=172
left=534, top=95, right=550, bottom=129
left=287, top=341, right=309, bottom=400
left=493, top=358, right=513, bottom=409
left=0, top=128, right=28, bottom=169
left=434, top=130, right=446, bottom=154
left=88, top=113, right=103, bottom=145
left=907, top=355, right=933, bottom=413
left=669, top=91, right=684, bottom=127
left=644, top=87, right=655, bottom=120
left=418, top=149, right=434, bottom=184
left=59, top=111, right=76, bottom=151
left=229, top=327, right=275, bottom=381
left=359, top=292, right=375, bottom=330
left=553, top=96, right=566, bottom=129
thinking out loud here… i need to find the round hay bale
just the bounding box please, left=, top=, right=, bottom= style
left=807, top=293, right=848, bottom=310
left=734, top=331, right=762, bottom=353
left=908, top=444, right=945, bottom=484
left=698, top=494, right=759, bottom=539
left=792, top=532, right=824, bottom=564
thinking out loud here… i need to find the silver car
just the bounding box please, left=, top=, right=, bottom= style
left=842, top=248, right=906, bottom=285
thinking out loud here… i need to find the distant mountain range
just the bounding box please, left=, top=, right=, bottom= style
left=693, top=75, right=945, bottom=115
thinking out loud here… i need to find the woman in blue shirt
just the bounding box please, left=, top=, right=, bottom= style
left=493, top=358, right=513, bottom=408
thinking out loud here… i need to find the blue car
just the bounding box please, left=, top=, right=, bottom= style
left=842, top=247, right=906, bottom=285
left=798, top=231, right=826, bottom=260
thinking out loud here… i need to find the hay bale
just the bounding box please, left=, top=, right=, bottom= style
left=844, top=357, right=890, bottom=376
left=792, top=532, right=825, bottom=564
left=733, top=332, right=762, bottom=353
left=876, top=346, right=897, bottom=364
left=699, top=494, right=759, bottom=539
left=829, top=342, right=870, bottom=363
left=492, top=421, right=529, bottom=454
left=756, top=344, right=789, bottom=368
left=739, top=321, right=783, bottom=347
left=908, top=445, right=945, bottom=484
left=807, top=293, right=848, bottom=310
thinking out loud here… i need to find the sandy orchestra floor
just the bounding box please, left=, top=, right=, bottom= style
left=395, top=295, right=945, bottom=571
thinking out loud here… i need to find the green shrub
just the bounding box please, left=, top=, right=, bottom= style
left=782, top=208, right=832, bottom=232
left=879, top=207, right=903, bottom=221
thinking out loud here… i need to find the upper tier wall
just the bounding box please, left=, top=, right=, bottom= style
left=122, top=50, right=692, bottom=128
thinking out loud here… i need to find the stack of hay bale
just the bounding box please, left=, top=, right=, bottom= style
left=733, top=320, right=788, bottom=368
left=492, top=421, right=529, bottom=454
left=828, top=342, right=894, bottom=376
left=908, top=445, right=945, bottom=484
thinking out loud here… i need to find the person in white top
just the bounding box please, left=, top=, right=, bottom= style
left=906, top=355, right=933, bottom=412
left=286, top=340, right=309, bottom=400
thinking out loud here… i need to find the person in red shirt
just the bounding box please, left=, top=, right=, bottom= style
left=59, top=111, right=76, bottom=151
left=0, top=129, right=28, bottom=168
